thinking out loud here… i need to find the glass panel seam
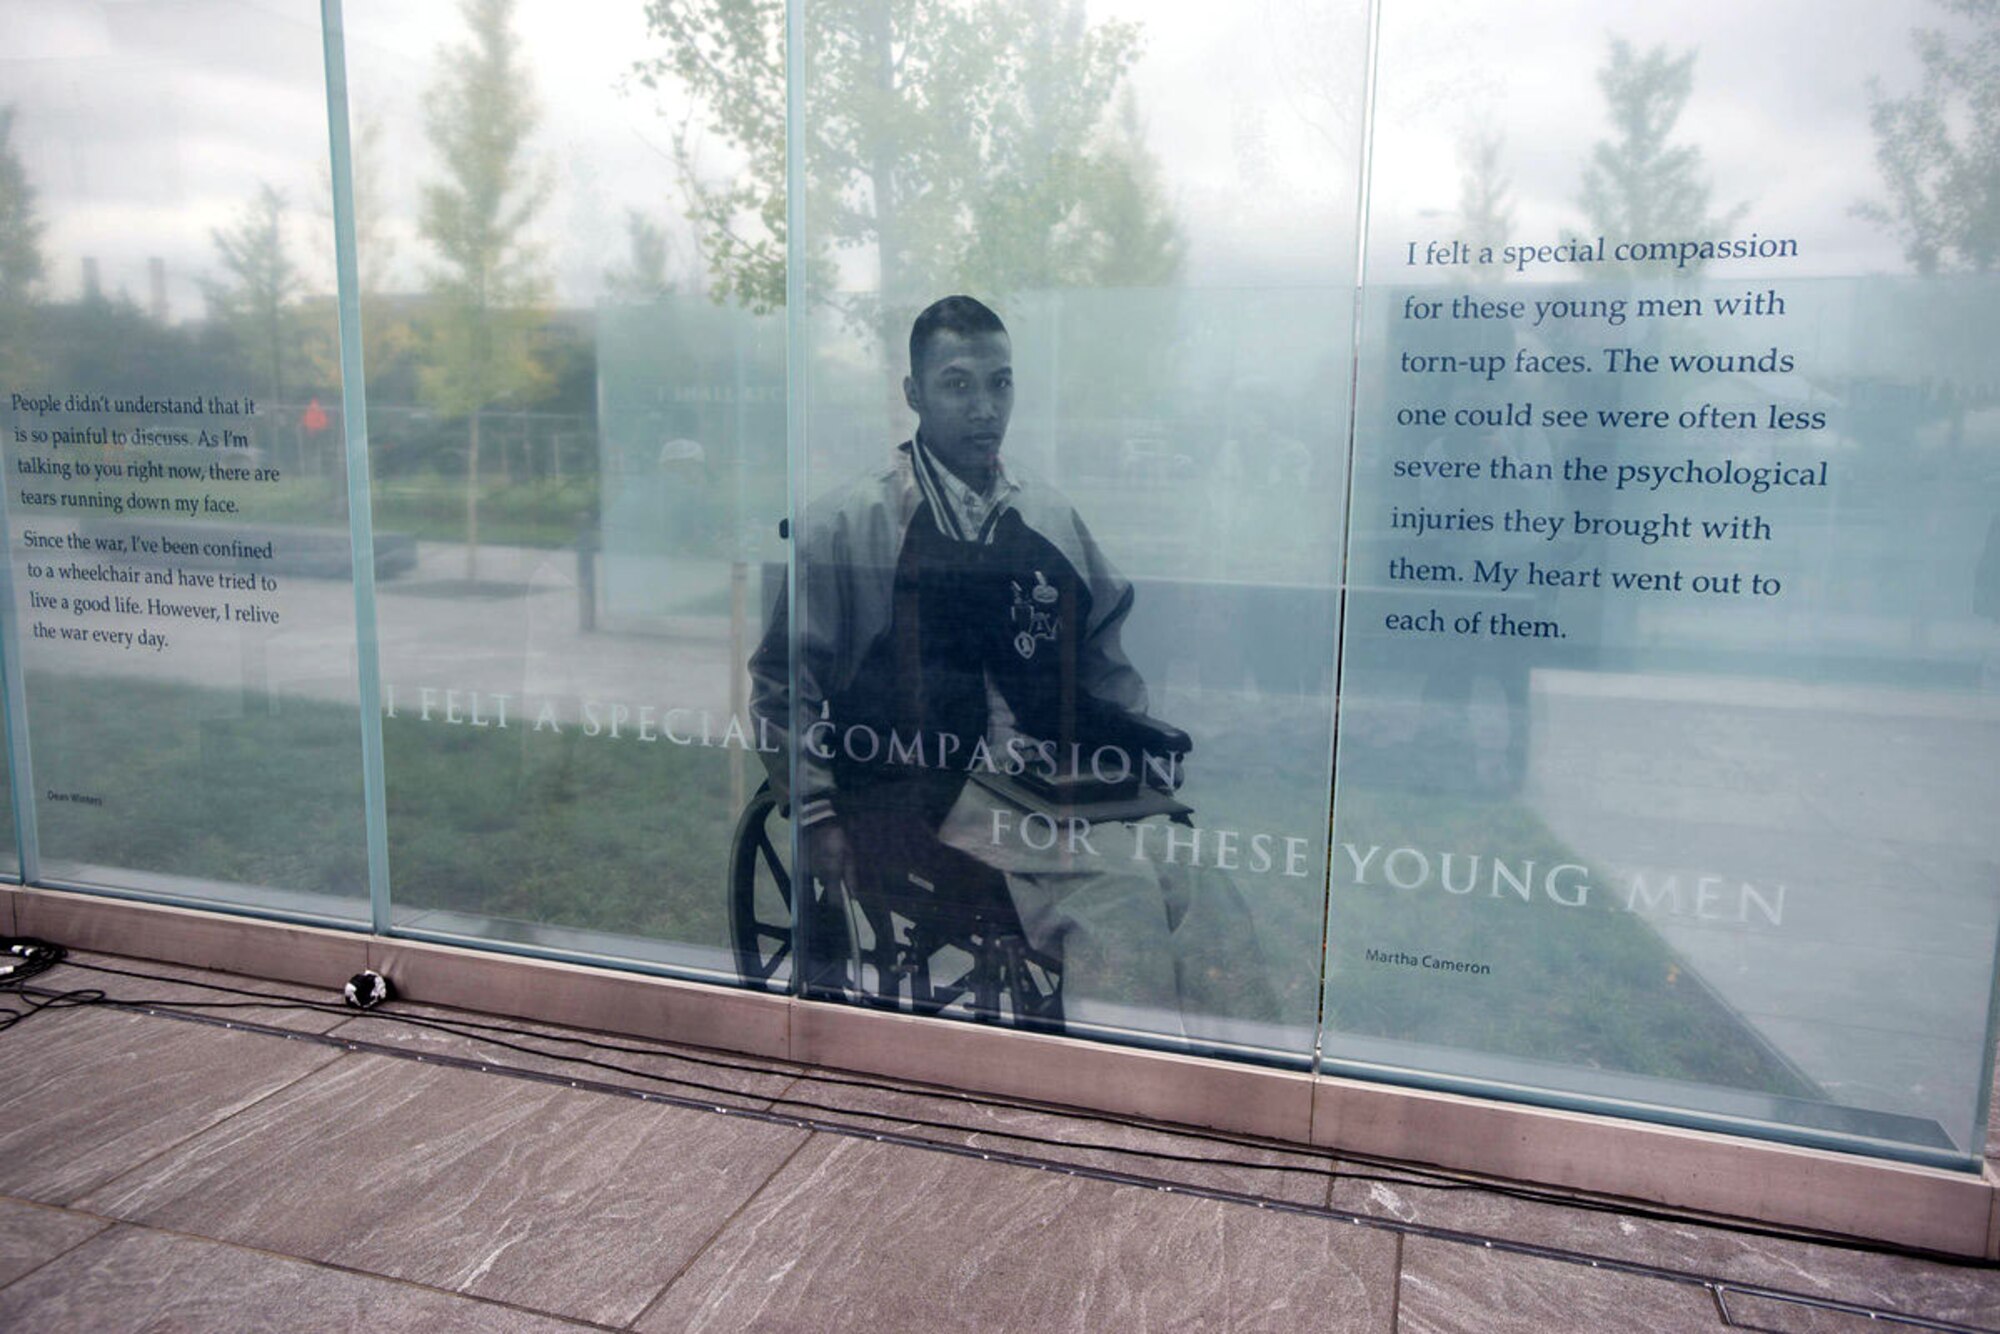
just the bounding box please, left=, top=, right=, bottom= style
left=0, top=486, right=40, bottom=883
left=783, top=0, right=808, bottom=996
left=1312, top=0, right=1387, bottom=1073
left=320, top=0, right=393, bottom=935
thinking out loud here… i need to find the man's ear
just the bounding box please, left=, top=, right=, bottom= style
left=903, top=375, right=919, bottom=415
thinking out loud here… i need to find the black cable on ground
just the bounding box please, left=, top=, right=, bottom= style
left=15, top=951, right=2000, bottom=1285
left=33, top=988, right=1994, bottom=1334
left=5, top=957, right=1757, bottom=1202
left=0, top=937, right=83, bottom=1034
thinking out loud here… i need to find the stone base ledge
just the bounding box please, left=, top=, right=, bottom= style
left=9, top=884, right=1993, bottom=1258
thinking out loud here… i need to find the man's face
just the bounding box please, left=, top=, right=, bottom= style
left=905, top=328, right=1013, bottom=488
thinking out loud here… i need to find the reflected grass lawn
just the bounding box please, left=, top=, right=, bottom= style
left=25, top=676, right=736, bottom=947
left=382, top=704, right=738, bottom=946
left=21, top=675, right=1810, bottom=1097
left=117, top=474, right=601, bottom=549
left=1325, top=786, right=1817, bottom=1098
left=367, top=475, right=599, bottom=550
left=1170, top=691, right=1809, bottom=1095
left=28, top=676, right=370, bottom=897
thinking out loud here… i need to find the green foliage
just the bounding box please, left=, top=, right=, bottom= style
left=333, top=113, right=421, bottom=403
left=1578, top=39, right=1741, bottom=268
left=418, top=0, right=551, bottom=418
left=201, top=184, right=308, bottom=408
left=1457, top=130, right=1513, bottom=281
left=0, top=106, right=42, bottom=304
left=1857, top=0, right=2000, bottom=273
left=417, top=0, right=553, bottom=575
left=604, top=210, right=679, bottom=302
left=635, top=0, right=1185, bottom=327
left=368, top=473, right=598, bottom=547
left=1036, top=88, right=1185, bottom=290
left=0, top=104, right=45, bottom=380
left=634, top=0, right=788, bottom=312
left=34, top=295, right=226, bottom=395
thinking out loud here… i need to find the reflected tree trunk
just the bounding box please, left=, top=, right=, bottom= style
left=868, top=4, right=904, bottom=378
left=465, top=410, right=482, bottom=580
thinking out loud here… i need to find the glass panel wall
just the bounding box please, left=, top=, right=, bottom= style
left=1325, top=0, right=2000, bottom=1167
left=339, top=0, right=786, bottom=976
left=0, top=0, right=1991, bottom=1170
left=785, top=0, right=1370, bottom=1059
left=0, top=0, right=368, bottom=919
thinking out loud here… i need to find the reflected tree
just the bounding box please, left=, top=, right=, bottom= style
left=1050, top=88, right=1184, bottom=290
left=634, top=0, right=1183, bottom=340
left=1456, top=130, right=1513, bottom=285
left=604, top=210, right=679, bottom=302
left=319, top=113, right=419, bottom=409
left=1857, top=0, right=1999, bottom=273
left=4, top=111, right=216, bottom=404
left=1578, top=39, right=1740, bottom=270
left=419, top=0, right=552, bottom=578
left=0, top=105, right=44, bottom=379
left=202, top=184, right=304, bottom=451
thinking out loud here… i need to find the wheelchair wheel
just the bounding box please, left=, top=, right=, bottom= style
left=995, top=934, right=1064, bottom=1031
left=727, top=783, right=866, bottom=998
left=727, top=783, right=1062, bottom=1026
left=901, top=911, right=1063, bottom=1030
left=728, top=784, right=795, bottom=993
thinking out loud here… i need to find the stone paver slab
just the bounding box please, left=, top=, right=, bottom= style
left=33, top=951, right=356, bottom=1034
left=1330, top=1175, right=2000, bottom=1329
left=0, top=1224, right=596, bottom=1333
left=75, top=1052, right=808, bottom=1327
left=637, top=1133, right=1396, bottom=1333
left=0, top=1196, right=109, bottom=1288
left=0, top=1006, right=341, bottom=1203
left=325, top=997, right=799, bottom=1110
left=1397, top=1234, right=1720, bottom=1332
left=768, top=1071, right=1335, bottom=1206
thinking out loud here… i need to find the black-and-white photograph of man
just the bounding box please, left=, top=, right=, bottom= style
left=750, top=295, right=1276, bottom=1045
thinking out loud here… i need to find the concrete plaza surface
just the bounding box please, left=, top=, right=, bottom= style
left=0, top=951, right=1995, bottom=1332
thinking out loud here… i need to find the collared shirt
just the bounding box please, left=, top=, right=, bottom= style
left=911, top=434, right=1020, bottom=544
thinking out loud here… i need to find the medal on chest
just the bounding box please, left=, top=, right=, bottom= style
left=1010, top=570, right=1061, bottom=660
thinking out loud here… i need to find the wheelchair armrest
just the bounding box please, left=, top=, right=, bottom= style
left=1040, top=702, right=1192, bottom=798
left=1085, top=705, right=1192, bottom=760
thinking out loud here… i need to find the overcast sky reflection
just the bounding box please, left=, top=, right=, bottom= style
left=0, top=0, right=1942, bottom=316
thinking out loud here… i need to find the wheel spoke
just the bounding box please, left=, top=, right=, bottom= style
left=729, top=789, right=800, bottom=992
left=753, top=828, right=791, bottom=900
left=736, top=784, right=1062, bottom=1028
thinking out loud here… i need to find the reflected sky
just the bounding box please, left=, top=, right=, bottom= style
left=0, top=0, right=1952, bottom=314
left=1369, top=0, right=1930, bottom=278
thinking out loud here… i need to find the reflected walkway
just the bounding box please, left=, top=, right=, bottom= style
left=24, top=537, right=745, bottom=718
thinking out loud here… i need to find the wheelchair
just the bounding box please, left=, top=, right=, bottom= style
left=728, top=710, right=1193, bottom=1031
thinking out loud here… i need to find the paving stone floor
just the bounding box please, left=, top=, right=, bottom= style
left=1, top=951, right=1997, bottom=1332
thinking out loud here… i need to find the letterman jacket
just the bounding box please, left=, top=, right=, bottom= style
left=748, top=441, right=1148, bottom=829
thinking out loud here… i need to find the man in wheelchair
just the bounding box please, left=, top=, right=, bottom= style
left=747, top=295, right=1275, bottom=1044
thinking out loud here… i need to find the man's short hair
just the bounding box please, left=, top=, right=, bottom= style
left=909, top=295, right=1007, bottom=378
